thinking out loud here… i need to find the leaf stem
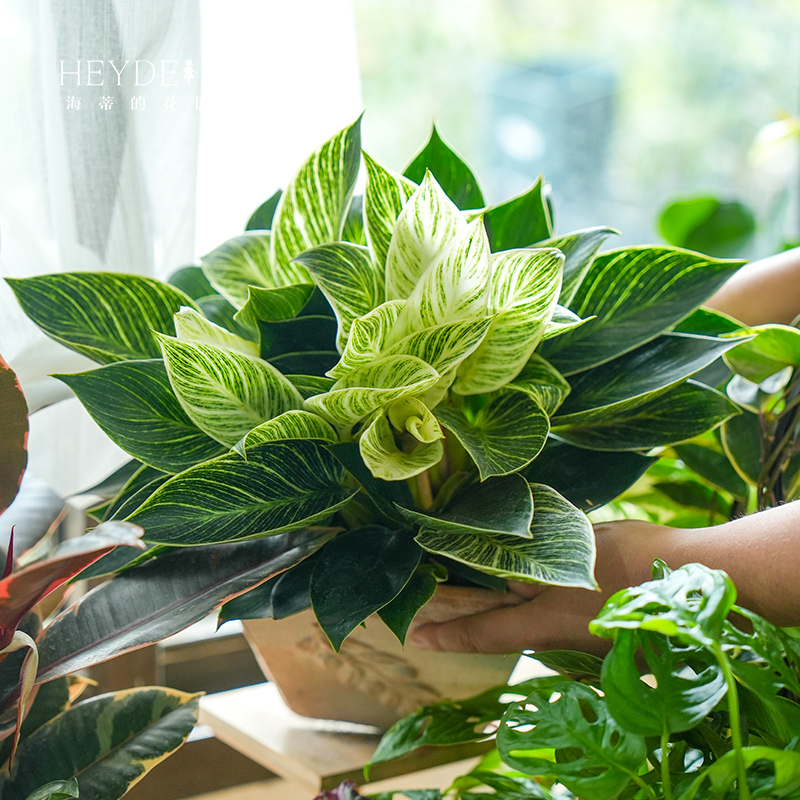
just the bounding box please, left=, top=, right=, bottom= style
left=412, top=470, right=434, bottom=510
left=660, top=729, right=673, bottom=800
left=713, top=642, right=750, bottom=800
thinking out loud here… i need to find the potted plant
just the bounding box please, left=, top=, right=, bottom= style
left=7, top=116, right=749, bottom=728
left=0, top=355, right=200, bottom=800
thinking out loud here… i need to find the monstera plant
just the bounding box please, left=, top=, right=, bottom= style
left=6, top=117, right=749, bottom=710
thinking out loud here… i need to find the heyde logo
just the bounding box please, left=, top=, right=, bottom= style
left=59, top=60, right=198, bottom=86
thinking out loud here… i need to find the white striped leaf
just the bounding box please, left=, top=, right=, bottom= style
left=234, top=410, right=338, bottom=457
left=128, top=441, right=356, bottom=545
left=305, top=354, right=441, bottom=427
left=539, top=226, right=618, bottom=305
left=55, top=360, right=226, bottom=473
left=0, top=688, right=199, bottom=800
left=539, top=248, right=744, bottom=375
left=200, top=232, right=274, bottom=307
left=541, top=305, right=592, bottom=341
left=385, top=171, right=467, bottom=301
left=387, top=397, right=444, bottom=443
left=553, top=332, right=747, bottom=425
left=506, top=353, right=571, bottom=416
left=234, top=284, right=315, bottom=329
left=7, top=273, right=195, bottom=364
left=359, top=410, right=444, bottom=481
left=383, top=317, right=493, bottom=376
left=292, top=242, right=384, bottom=350
left=328, top=300, right=405, bottom=378
left=397, top=474, right=534, bottom=539
left=157, top=334, right=303, bottom=447
left=271, top=117, right=362, bottom=284
left=363, top=151, right=417, bottom=269
left=390, top=216, right=491, bottom=341
left=453, top=248, right=564, bottom=395
left=552, top=380, right=740, bottom=451
left=434, top=390, right=549, bottom=480
left=416, top=483, right=596, bottom=589
left=174, top=306, right=259, bottom=356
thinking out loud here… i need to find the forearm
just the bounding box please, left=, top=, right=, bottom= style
left=705, top=247, right=800, bottom=326
left=659, top=501, right=800, bottom=627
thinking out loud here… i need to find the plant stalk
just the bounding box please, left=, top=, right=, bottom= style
left=713, top=642, right=750, bottom=800
left=660, top=730, right=673, bottom=800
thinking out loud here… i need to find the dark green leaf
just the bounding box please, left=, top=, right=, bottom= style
left=396, top=475, right=534, bottom=539
left=673, top=307, right=745, bottom=338
left=310, top=526, right=421, bottom=651
left=404, top=126, right=484, bottom=210
left=56, top=360, right=226, bottom=473
left=497, top=681, right=646, bottom=800
left=552, top=380, right=740, bottom=451
left=168, top=265, right=216, bottom=300
left=378, top=563, right=446, bottom=644
left=0, top=688, right=199, bottom=800
left=234, top=283, right=315, bottom=327
left=245, top=189, right=282, bottom=231
left=601, top=629, right=726, bottom=736
left=659, top=197, right=756, bottom=258
left=217, top=577, right=275, bottom=625
left=720, top=409, right=762, bottom=485
left=673, top=442, right=749, bottom=497
left=128, top=441, right=358, bottom=546
left=32, top=528, right=333, bottom=685
left=483, top=178, right=552, bottom=251
left=435, top=392, right=549, bottom=480
left=196, top=294, right=255, bottom=338
left=555, top=333, right=746, bottom=420
left=82, top=460, right=141, bottom=502
left=416, top=484, right=596, bottom=589
left=529, top=650, right=604, bottom=680
left=23, top=780, right=80, bottom=800
left=539, top=248, right=744, bottom=375
left=7, top=273, right=194, bottom=364
left=522, top=439, right=656, bottom=512
left=287, top=374, right=336, bottom=400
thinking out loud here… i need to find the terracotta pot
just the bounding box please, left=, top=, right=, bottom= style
left=242, top=584, right=523, bottom=729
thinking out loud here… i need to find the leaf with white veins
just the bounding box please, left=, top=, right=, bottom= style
left=385, top=171, right=467, bottom=301
left=234, top=410, right=337, bottom=457
left=200, top=232, right=274, bottom=308
left=174, top=306, right=259, bottom=356
left=453, top=248, right=564, bottom=395
left=158, top=334, right=303, bottom=447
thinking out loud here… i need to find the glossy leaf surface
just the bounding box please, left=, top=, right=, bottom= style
left=128, top=441, right=356, bottom=545
left=7, top=273, right=194, bottom=364
left=200, top=232, right=273, bottom=307
left=57, top=360, right=226, bottom=473
left=482, top=178, right=552, bottom=251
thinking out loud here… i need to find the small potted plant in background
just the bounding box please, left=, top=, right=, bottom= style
left=0, top=356, right=200, bottom=800
left=7, top=116, right=750, bottom=730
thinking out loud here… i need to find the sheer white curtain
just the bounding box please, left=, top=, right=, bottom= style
left=0, top=0, right=361, bottom=501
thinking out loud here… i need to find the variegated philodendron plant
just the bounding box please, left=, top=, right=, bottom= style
left=9, top=117, right=750, bottom=652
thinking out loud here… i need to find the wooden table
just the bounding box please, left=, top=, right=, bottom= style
left=198, top=682, right=494, bottom=798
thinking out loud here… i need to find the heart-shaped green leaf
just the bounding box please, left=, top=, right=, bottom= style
left=158, top=334, right=303, bottom=447
left=539, top=248, right=744, bottom=374
left=127, top=441, right=356, bottom=545
left=505, top=354, right=570, bottom=416
left=56, top=360, right=226, bottom=473
left=724, top=324, right=800, bottom=383
left=271, top=117, right=362, bottom=284
left=416, top=483, right=596, bottom=589
left=310, top=526, right=422, bottom=651
left=378, top=562, right=447, bottom=644
left=7, top=273, right=195, bottom=364
left=435, top=391, right=549, bottom=479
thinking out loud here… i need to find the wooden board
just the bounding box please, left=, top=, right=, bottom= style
left=199, top=682, right=493, bottom=793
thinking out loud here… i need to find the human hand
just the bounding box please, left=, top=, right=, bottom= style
left=410, top=519, right=679, bottom=656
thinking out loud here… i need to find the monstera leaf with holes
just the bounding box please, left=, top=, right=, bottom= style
left=7, top=117, right=748, bottom=731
